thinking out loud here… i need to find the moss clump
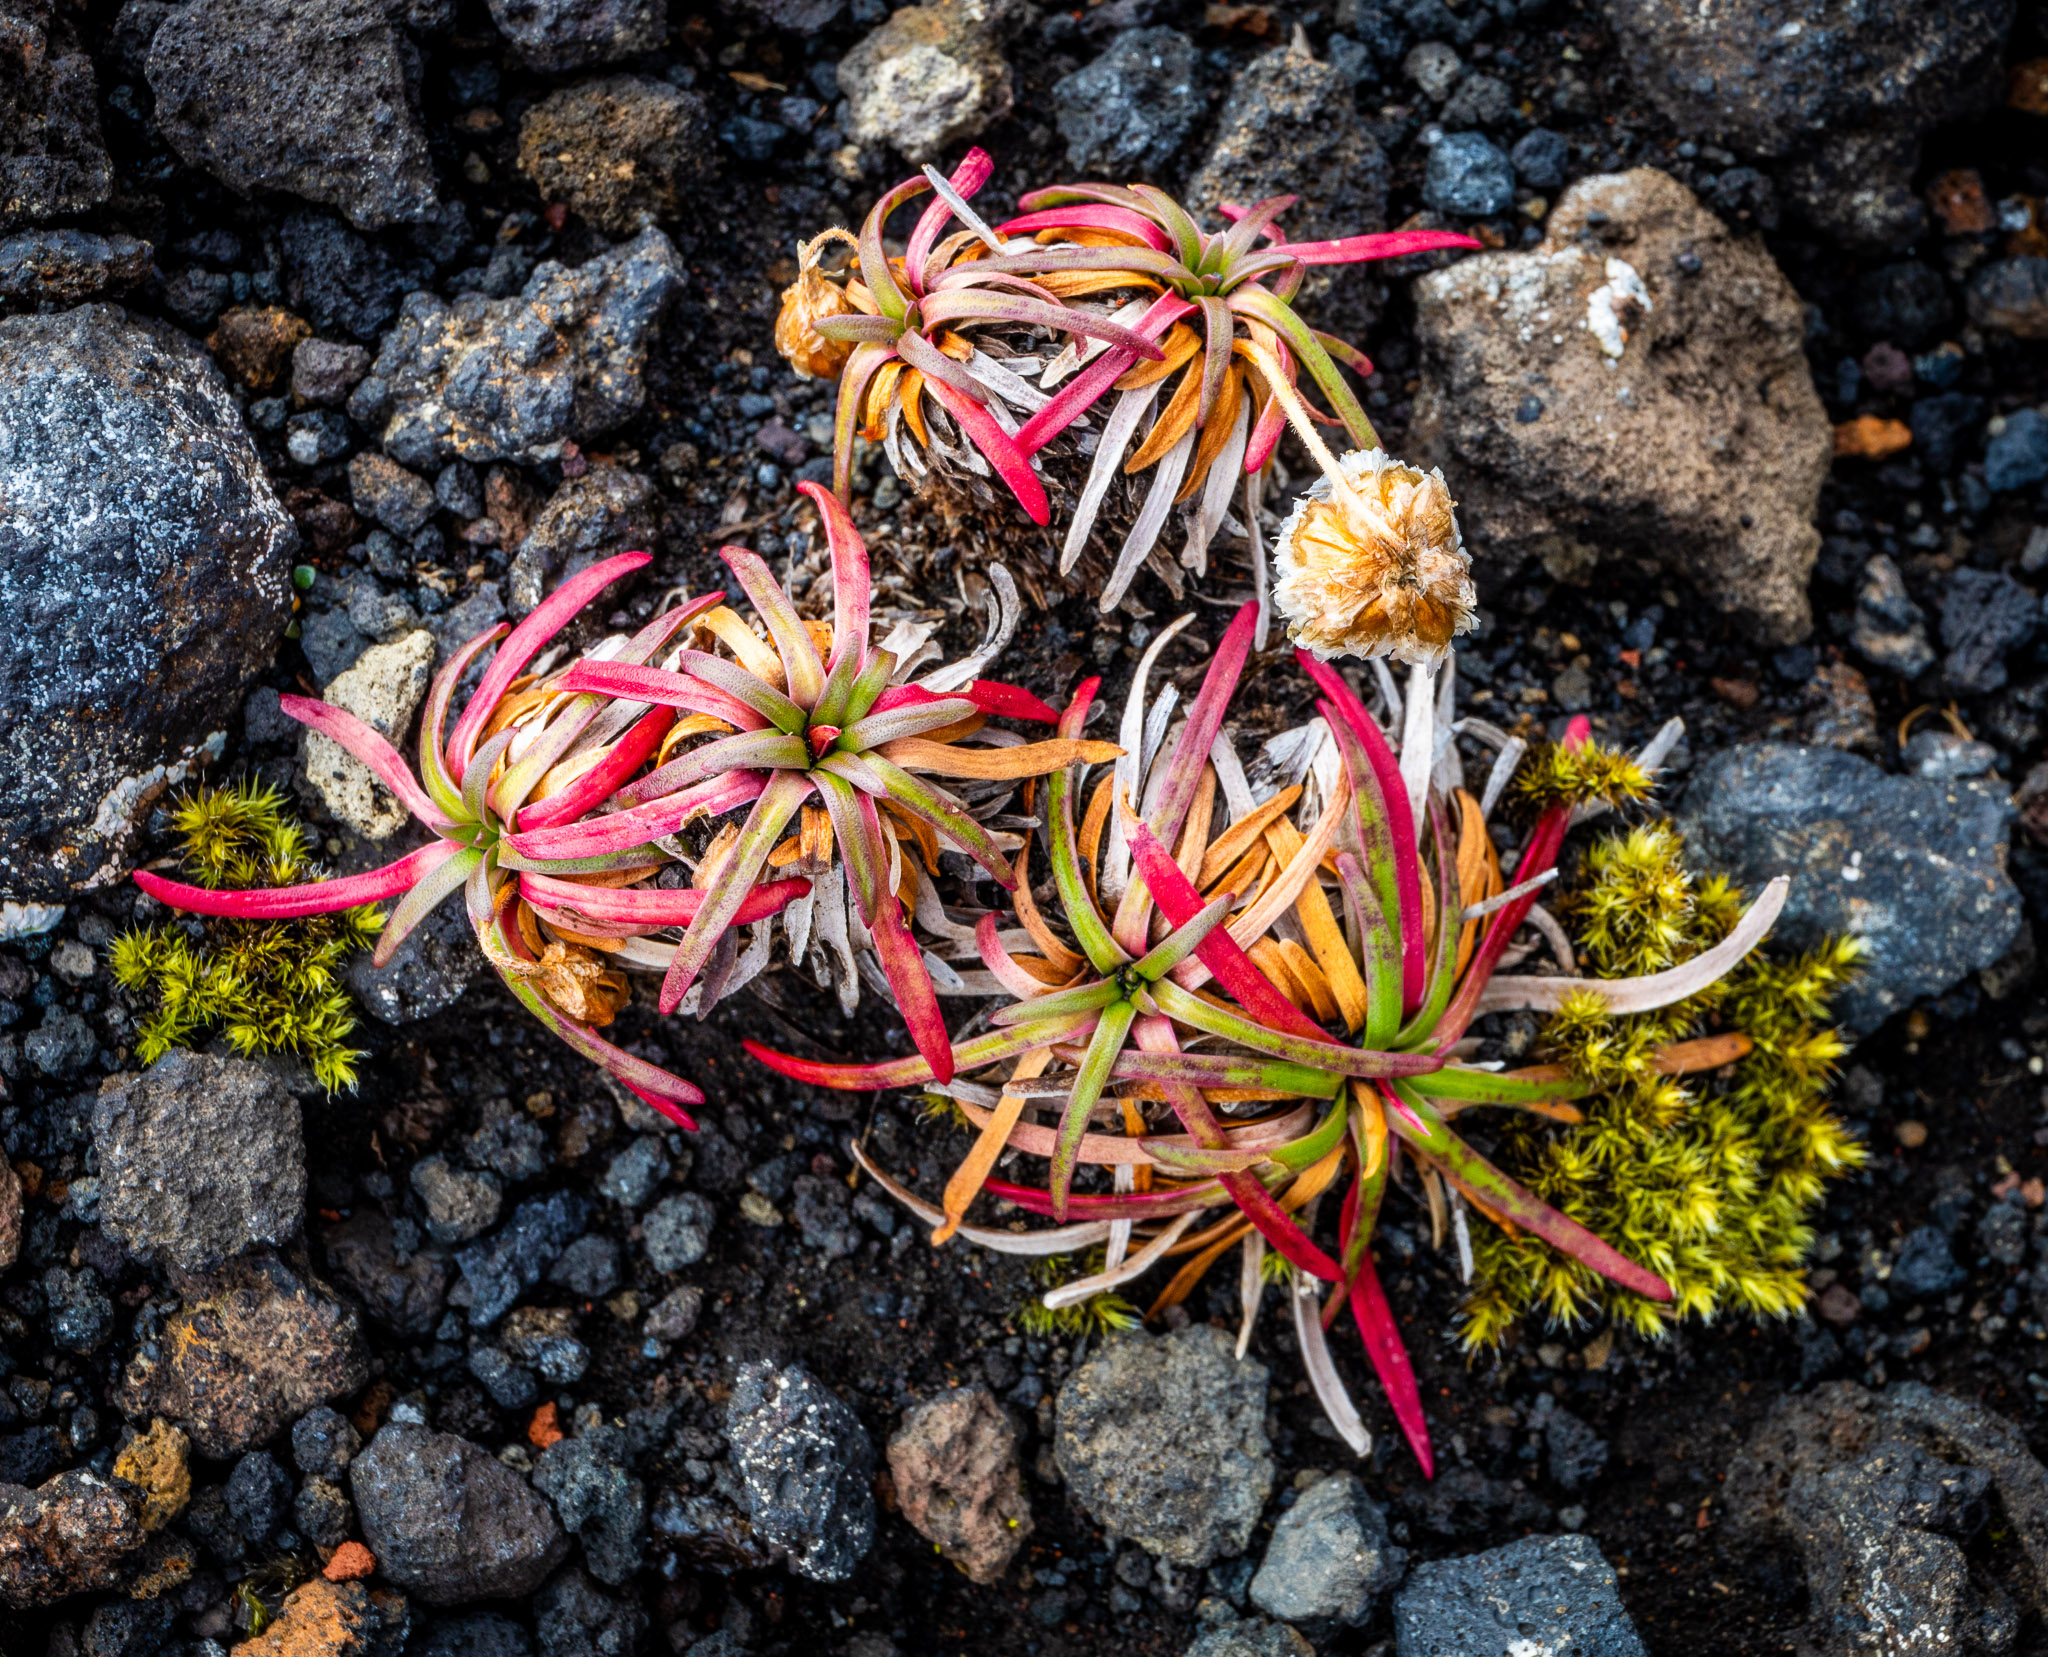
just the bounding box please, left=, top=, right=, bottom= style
left=111, top=783, right=381, bottom=1092
left=1016, top=1252, right=1141, bottom=1337
left=1461, top=821, right=1866, bottom=1347
left=1510, top=737, right=1655, bottom=815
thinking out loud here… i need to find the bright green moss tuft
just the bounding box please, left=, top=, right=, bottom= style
left=1460, top=820, right=1865, bottom=1348
left=113, top=782, right=381, bottom=1091
left=1510, top=738, right=1656, bottom=816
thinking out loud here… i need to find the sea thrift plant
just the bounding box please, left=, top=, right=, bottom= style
left=750, top=609, right=1798, bottom=1471
left=779, top=150, right=1479, bottom=614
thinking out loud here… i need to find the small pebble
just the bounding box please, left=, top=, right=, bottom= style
left=1894, top=1120, right=1928, bottom=1148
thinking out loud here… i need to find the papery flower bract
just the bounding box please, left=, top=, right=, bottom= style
left=1272, top=449, right=1476, bottom=664
left=776, top=230, right=860, bottom=382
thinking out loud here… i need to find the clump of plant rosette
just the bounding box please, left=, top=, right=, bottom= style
left=747, top=442, right=1827, bottom=1468
left=776, top=148, right=1478, bottom=616
left=129, top=485, right=1107, bottom=1110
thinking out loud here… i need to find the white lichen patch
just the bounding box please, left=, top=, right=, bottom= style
left=1586, top=257, right=1652, bottom=358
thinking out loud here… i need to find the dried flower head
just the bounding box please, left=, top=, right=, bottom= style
left=774, top=230, right=859, bottom=382
left=1272, top=449, right=1475, bottom=664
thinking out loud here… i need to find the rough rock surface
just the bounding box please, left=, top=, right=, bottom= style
left=1393, top=1532, right=1645, bottom=1657
left=532, top=1423, right=645, bottom=1586
left=0, top=229, right=150, bottom=309
left=486, top=0, right=665, bottom=71
left=887, top=1385, right=1031, bottom=1585
left=321, top=1207, right=451, bottom=1337
left=1677, top=743, right=2023, bottom=1034
left=0, top=2, right=111, bottom=227
left=517, top=77, right=712, bottom=238
left=145, top=0, right=438, bottom=230
left=726, top=1359, right=876, bottom=1582
left=509, top=468, right=660, bottom=613
left=1055, top=1325, right=1274, bottom=1567
left=1249, top=1472, right=1406, bottom=1625
left=353, top=228, right=684, bottom=468
left=1968, top=256, right=2048, bottom=339
left=1602, top=0, right=2015, bottom=249
left=1725, top=1382, right=2048, bottom=1657
left=0, top=1469, right=146, bottom=1608
left=117, top=1255, right=370, bottom=1457
left=92, top=1050, right=306, bottom=1271
left=1051, top=29, right=1201, bottom=178
left=1410, top=168, right=1829, bottom=644
left=1184, top=1615, right=1316, bottom=1657
left=1188, top=40, right=1388, bottom=244
left=237, top=1578, right=383, bottom=1655
left=348, top=896, right=479, bottom=1025
left=0, top=305, right=295, bottom=899
left=837, top=0, right=1019, bottom=162
left=300, top=629, right=436, bottom=838
left=352, top=1425, right=570, bottom=1603
left=534, top=1565, right=648, bottom=1657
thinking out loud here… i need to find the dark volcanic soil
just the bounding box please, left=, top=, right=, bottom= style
left=5, top=0, right=2048, bottom=1652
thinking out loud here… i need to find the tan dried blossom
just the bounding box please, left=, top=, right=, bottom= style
left=1271, top=448, right=1476, bottom=664
left=774, top=230, right=858, bottom=382
left=528, top=940, right=631, bottom=1026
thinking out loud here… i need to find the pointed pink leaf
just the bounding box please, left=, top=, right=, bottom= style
left=903, top=146, right=993, bottom=296
left=994, top=204, right=1171, bottom=251
left=447, top=551, right=650, bottom=771
left=504, top=768, right=773, bottom=863
left=869, top=891, right=954, bottom=1083
left=516, top=707, right=676, bottom=832
left=281, top=695, right=451, bottom=829
left=135, top=839, right=461, bottom=919
left=1285, top=229, right=1483, bottom=265
left=797, top=479, right=870, bottom=677
left=420, top=621, right=509, bottom=815
left=720, top=545, right=827, bottom=711
left=371, top=845, right=482, bottom=967
left=554, top=659, right=771, bottom=732
left=518, top=872, right=811, bottom=929
left=1349, top=1253, right=1434, bottom=1476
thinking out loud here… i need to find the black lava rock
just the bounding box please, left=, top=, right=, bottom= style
left=454, top=1190, right=591, bottom=1328
left=1892, top=1226, right=1964, bottom=1298
left=1393, top=1533, right=1646, bottom=1656
left=1052, top=29, right=1202, bottom=178
left=1545, top=1409, right=1611, bottom=1493
left=0, top=305, right=295, bottom=899
left=725, top=1359, right=877, bottom=1582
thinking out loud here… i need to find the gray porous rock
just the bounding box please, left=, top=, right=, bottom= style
left=299, top=628, right=437, bottom=838
left=1967, top=256, right=2048, bottom=340
left=92, top=1050, right=306, bottom=1271
left=117, top=1253, right=370, bottom=1458
left=1052, top=29, right=1201, bottom=178
left=349, top=895, right=479, bottom=1023
left=1851, top=553, right=1936, bottom=678
left=411, top=1154, right=504, bottom=1245
left=0, top=2, right=111, bottom=228
left=508, top=468, right=660, bottom=614
left=145, top=0, right=439, bottom=229
left=1249, top=1471, right=1406, bottom=1625
left=1056, top=1324, right=1274, bottom=1567
left=726, top=1359, right=876, bottom=1581
left=0, top=305, right=295, bottom=900
left=1423, top=131, right=1514, bottom=217
left=1182, top=1615, right=1315, bottom=1657
left=642, top=1191, right=714, bottom=1271
left=1410, top=168, right=1829, bottom=645
left=0, top=230, right=150, bottom=310
left=352, top=1425, right=570, bottom=1603
left=1725, top=1381, right=2048, bottom=1657
left=516, top=77, right=713, bottom=237
left=0, top=1470, right=145, bottom=1608
left=486, top=0, right=665, bottom=71
left=454, top=1190, right=591, bottom=1326
left=1393, top=1532, right=1646, bottom=1657
left=533, top=1564, right=649, bottom=1657
left=837, top=0, right=1021, bottom=162
left=322, top=1207, right=451, bottom=1339
left=361, top=228, right=684, bottom=468
left=1676, top=743, right=2022, bottom=1034
left=1601, top=0, right=2016, bottom=250
left=282, top=210, right=434, bottom=343
left=533, top=1423, right=645, bottom=1585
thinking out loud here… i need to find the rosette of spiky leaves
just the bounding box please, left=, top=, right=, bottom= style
left=1460, top=822, right=1866, bottom=1347
left=125, top=552, right=783, bottom=1127
left=751, top=626, right=1800, bottom=1476
left=535, top=481, right=1117, bottom=1083
left=113, top=782, right=381, bottom=1090
left=792, top=161, right=1478, bottom=612
left=797, top=147, right=1174, bottom=528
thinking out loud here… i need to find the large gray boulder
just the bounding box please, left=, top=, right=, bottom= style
left=146, top=0, right=439, bottom=229
left=1410, top=168, right=1829, bottom=645
left=0, top=305, right=296, bottom=899
left=1677, top=743, right=2022, bottom=1034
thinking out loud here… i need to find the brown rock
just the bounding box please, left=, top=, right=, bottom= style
left=0, top=1469, right=146, bottom=1608
left=1410, top=168, right=1830, bottom=644
left=0, top=1157, right=19, bottom=1271
left=111, top=1419, right=191, bottom=1530
left=1805, top=661, right=1878, bottom=752
left=207, top=303, right=313, bottom=390
left=118, top=1254, right=370, bottom=1459
left=516, top=76, right=712, bottom=237
left=1927, top=169, right=1996, bottom=235
left=1833, top=415, right=1914, bottom=459
left=1814, top=1283, right=1862, bottom=1326
left=239, top=1577, right=374, bottom=1657
left=887, top=1385, right=1031, bottom=1584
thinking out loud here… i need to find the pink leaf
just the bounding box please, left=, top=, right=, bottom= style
left=1349, top=1254, right=1434, bottom=1476
left=135, top=840, right=462, bottom=919
left=280, top=695, right=452, bottom=829
left=553, top=660, right=770, bottom=732
left=869, top=893, right=954, bottom=1083
left=1283, top=229, right=1482, bottom=266
left=516, top=707, right=676, bottom=832
left=517, top=872, right=812, bottom=929
left=994, top=205, right=1172, bottom=251
left=920, top=374, right=1050, bottom=526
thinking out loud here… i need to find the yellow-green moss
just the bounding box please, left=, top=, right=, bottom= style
left=112, top=783, right=381, bottom=1092
left=1461, top=821, right=1866, bottom=1347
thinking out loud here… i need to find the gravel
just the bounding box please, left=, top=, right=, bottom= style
left=1248, top=1471, right=1406, bottom=1625
left=726, top=1359, right=876, bottom=1582
left=1393, top=1533, right=1646, bottom=1656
